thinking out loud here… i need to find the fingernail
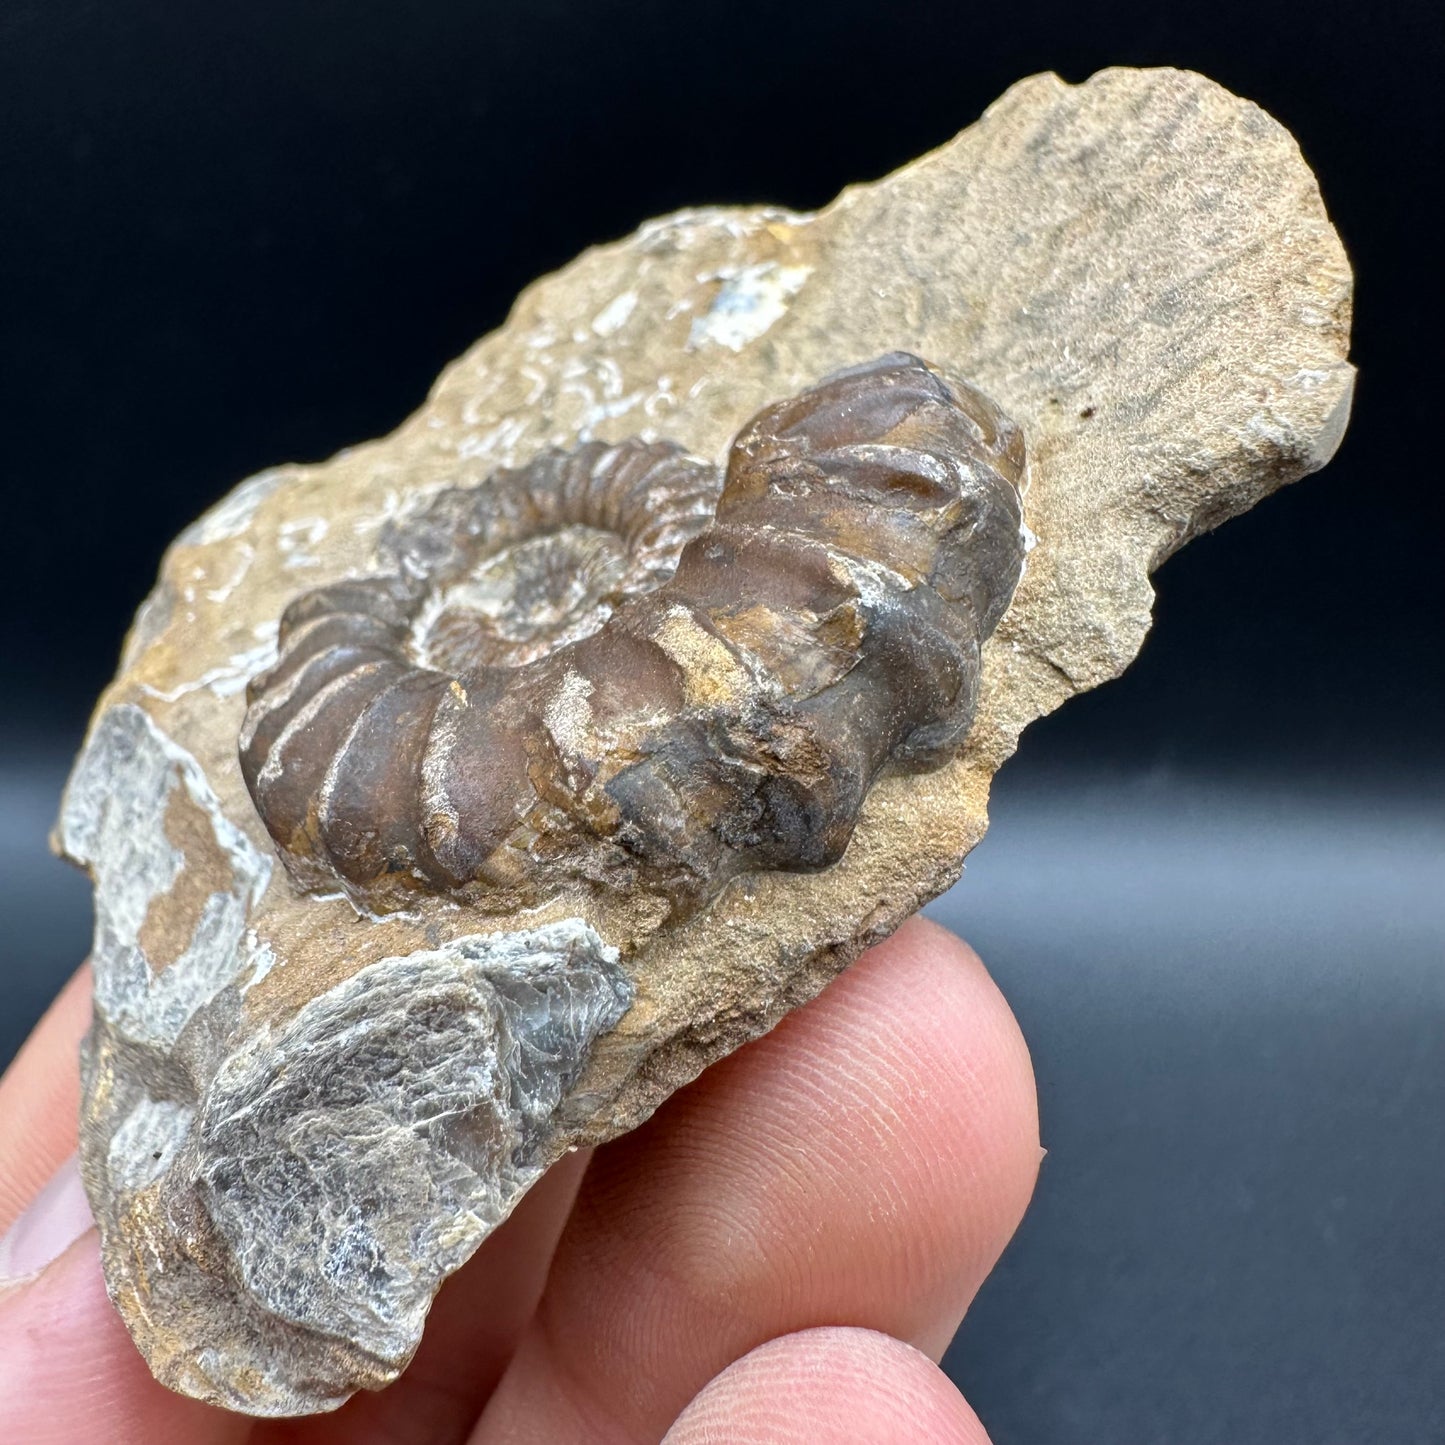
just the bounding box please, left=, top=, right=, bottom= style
left=0, top=1155, right=94, bottom=1287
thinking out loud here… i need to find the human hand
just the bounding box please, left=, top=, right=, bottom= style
left=0, top=916, right=1040, bottom=1444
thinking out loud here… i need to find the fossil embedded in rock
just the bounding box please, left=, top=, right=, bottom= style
left=63, top=68, right=1353, bottom=1416
left=239, top=353, right=1027, bottom=918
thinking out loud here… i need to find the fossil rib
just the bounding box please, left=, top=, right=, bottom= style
left=239, top=352, right=1028, bottom=916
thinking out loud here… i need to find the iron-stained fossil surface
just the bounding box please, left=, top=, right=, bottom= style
left=240, top=353, right=1028, bottom=920
left=61, top=68, right=1353, bottom=1415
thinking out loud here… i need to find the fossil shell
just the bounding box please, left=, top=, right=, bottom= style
left=239, top=353, right=1027, bottom=918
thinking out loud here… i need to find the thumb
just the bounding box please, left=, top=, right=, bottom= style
left=0, top=1021, right=252, bottom=1445
left=0, top=1157, right=249, bottom=1445
left=0, top=1153, right=93, bottom=1287
left=0, top=1155, right=250, bottom=1445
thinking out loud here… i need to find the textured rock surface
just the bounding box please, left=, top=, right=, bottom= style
left=61, top=67, right=1352, bottom=1415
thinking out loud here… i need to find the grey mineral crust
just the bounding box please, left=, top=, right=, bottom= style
left=62, top=66, right=1353, bottom=1415
left=197, top=928, right=632, bottom=1365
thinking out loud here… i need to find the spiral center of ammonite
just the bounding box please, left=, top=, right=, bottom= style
left=410, top=525, right=634, bottom=671
left=383, top=438, right=727, bottom=675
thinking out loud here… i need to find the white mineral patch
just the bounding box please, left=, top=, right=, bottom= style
left=455, top=413, right=531, bottom=463
left=555, top=354, right=653, bottom=437
left=139, top=629, right=279, bottom=703
left=643, top=375, right=678, bottom=419
left=108, top=1096, right=196, bottom=1191
left=240, top=934, right=279, bottom=992
left=277, top=516, right=328, bottom=569
left=201, top=543, right=256, bottom=605
left=591, top=290, right=638, bottom=337
left=687, top=262, right=813, bottom=352
left=637, top=205, right=808, bottom=253
left=60, top=704, right=272, bottom=1047
left=179, top=468, right=288, bottom=547
left=544, top=671, right=595, bottom=755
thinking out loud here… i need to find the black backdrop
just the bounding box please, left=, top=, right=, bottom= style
left=2, top=3, right=1441, bottom=1441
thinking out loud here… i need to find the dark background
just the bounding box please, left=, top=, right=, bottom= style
left=2, top=2, right=1441, bottom=1441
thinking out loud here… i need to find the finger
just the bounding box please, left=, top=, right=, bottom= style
left=0, top=970, right=248, bottom=1444
left=471, top=916, right=1040, bottom=1444
left=255, top=1147, right=592, bottom=1445
left=0, top=1231, right=251, bottom=1445
left=662, top=1326, right=993, bottom=1444
left=0, top=965, right=92, bottom=1233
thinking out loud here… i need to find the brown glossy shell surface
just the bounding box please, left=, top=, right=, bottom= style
left=239, top=353, right=1027, bottom=918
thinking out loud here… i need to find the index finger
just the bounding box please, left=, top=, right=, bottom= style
left=472, top=917, right=1041, bottom=1444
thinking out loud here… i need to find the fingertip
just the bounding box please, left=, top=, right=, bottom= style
left=886, top=911, right=977, bottom=961
left=0, top=966, right=94, bottom=1234
left=858, top=914, right=1043, bottom=1213
left=849, top=914, right=1036, bottom=1103
left=662, top=1326, right=993, bottom=1444
left=768, top=916, right=1042, bottom=1357
left=0, top=1232, right=248, bottom=1445
left=0, top=1154, right=93, bottom=1286
left=476, top=913, right=1043, bottom=1442
left=776, top=913, right=1043, bottom=1232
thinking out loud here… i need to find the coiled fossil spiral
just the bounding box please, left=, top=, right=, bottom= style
left=240, top=352, right=1028, bottom=918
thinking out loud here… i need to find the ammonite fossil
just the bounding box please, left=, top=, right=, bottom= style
left=239, top=352, right=1028, bottom=918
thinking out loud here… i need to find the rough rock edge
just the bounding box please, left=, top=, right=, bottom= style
left=65, top=708, right=633, bottom=1410
left=61, top=66, right=1353, bottom=1414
